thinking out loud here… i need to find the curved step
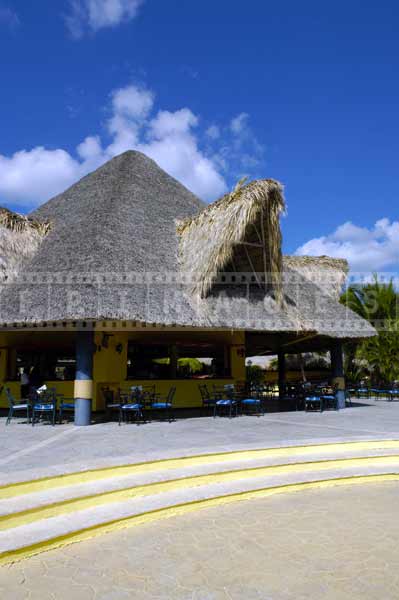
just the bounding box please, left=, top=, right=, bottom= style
left=1, top=441, right=399, bottom=566
left=2, top=454, right=399, bottom=530
left=2, top=439, right=399, bottom=498
left=1, top=471, right=399, bottom=566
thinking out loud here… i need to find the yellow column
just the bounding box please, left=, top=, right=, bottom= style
left=230, top=332, right=246, bottom=385
left=93, top=332, right=128, bottom=410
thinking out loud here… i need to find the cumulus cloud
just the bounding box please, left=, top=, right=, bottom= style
left=0, top=6, right=20, bottom=29
left=66, top=0, right=143, bottom=38
left=296, top=219, right=399, bottom=272
left=0, top=84, right=231, bottom=208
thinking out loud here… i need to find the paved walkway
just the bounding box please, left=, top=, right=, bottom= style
left=1, top=481, right=398, bottom=600
left=1, top=399, right=399, bottom=483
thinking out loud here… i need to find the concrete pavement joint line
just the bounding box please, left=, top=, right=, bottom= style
left=0, top=428, right=80, bottom=468
left=2, top=454, right=399, bottom=531
left=2, top=439, right=399, bottom=499
left=1, top=473, right=398, bottom=567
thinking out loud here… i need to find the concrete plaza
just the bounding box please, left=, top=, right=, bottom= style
left=1, top=399, right=399, bottom=599
left=1, top=481, right=398, bottom=600
left=1, top=398, right=399, bottom=484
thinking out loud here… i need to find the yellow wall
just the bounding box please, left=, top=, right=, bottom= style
left=94, top=330, right=247, bottom=410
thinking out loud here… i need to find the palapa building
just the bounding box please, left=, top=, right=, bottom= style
left=0, top=151, right=375, bottom=423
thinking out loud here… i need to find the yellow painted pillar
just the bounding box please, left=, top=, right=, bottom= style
left=230, top=332, right=246, bottom=386
left=93, top=332, right=128, bottom=410
left=0, top=348, right=7, bottom=383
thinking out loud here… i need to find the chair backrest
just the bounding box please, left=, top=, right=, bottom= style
left=131, top=385, right=143, bottom=393
left=130, top=385, right=143, bottom=402
left=167, top=387, right=176, bottom=403
left=5, top=388, right=15, bottom=407
left=101, top=387, right=114, bottom=406
left=198, top=384, right=210, bottom=402
left=142, top=385, right=156, bottom=401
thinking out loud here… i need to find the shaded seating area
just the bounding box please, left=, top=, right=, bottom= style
left=117, top=385, right=175, bottom=425
left=303, top=384, right=339, bottom=413
left=347, top=384, right=399, bottom=402
left=197, top=383, right=266, bottom=418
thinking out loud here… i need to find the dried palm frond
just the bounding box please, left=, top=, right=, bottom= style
left=178, top=178, right=286, bottom=301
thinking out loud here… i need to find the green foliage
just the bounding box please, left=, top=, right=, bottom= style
left=177, top=358, right=203, bottom=373
left=246, top=364, right=264, bottom=385
left=340, top=276, right=399, bottom=384
left=266, top=353, right=329, bottom=372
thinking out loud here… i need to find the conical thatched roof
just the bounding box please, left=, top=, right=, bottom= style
left=0, top=151, right=375, bottom=340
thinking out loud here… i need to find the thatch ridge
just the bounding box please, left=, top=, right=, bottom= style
left=178, top=178, right=286, bottom=299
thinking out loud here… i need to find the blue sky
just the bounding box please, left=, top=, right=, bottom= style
left=1, top=0, right=399, bottom=271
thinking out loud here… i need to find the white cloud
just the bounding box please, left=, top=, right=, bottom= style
left=230, top=112, right=249, bottom=134
left=0, top=84, right=229, bottom=208
left=296, top=219, right=399, bottom=272
left=0, top=6, right=20, bottom=29
left=66, top=0, right=143, bottom=38
left=206, top=125, right=220, bottom=140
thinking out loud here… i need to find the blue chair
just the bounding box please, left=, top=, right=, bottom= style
left=305, top=384, right=339, bottom=412
left=31, top=388, right=56, bottom=426
left=240, top=396, right=264, bottom=415
left=5, top=388, right=30, bottom=425
left=198, top=384, right=219, bottom=414
left=119, top=386, right=145, bottom=425
left=388, top=388, right=399, bottom=401
left=151, top=387, right=176, bottom=422
left=304, top=393, right=323, bottom=412
left=213, top=385, right=238, bottom=418
left=58, top=396, right=75, bottom=423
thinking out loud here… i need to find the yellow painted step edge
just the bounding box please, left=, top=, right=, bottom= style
left=1, top=473, right=398, bottom=567
left=2, top=454, right=399, bottom=531
left=2, top=439, right=399, bottom=499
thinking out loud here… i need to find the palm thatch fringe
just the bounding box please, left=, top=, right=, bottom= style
left=0, top=207, right=50, bottom=235
left=284, top=255, right=349, bottom=300
left=0, top=207, right=50, bottom=278
left=177, top=178, right=286, bottom=300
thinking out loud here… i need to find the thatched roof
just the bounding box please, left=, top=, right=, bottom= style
left=284, top=255, right=349, bottom=300
left=178, top=178, right=285, bottom=300
left=0, top=208, right=50, bottom=279
left=0, top=151, right=375, bottom=341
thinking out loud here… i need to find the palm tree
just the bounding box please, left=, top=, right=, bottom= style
left=340, top=276, right=399, bottom=384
